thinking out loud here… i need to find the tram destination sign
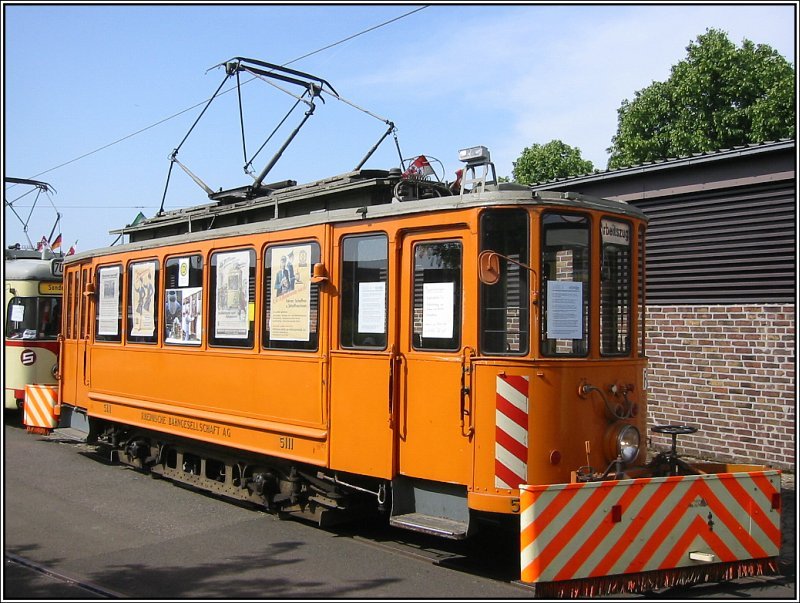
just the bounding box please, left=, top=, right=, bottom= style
left=39, top=282, right=63, bottom=295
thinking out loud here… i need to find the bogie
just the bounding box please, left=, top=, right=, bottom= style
left=93, top=419, right=381, bottom=528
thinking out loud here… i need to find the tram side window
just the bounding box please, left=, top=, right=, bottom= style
left=413, top=241, right=462, bottom=351
left=341, top=234, right=388, bottom=349
left=209, top=249, right=256, bottom=348
left=41, top=297, right=61, bottom=339
left=264, top=242, right=321, bottom=351
left=6, top=297, right=60, bottom=340
left=96, top=265, right=123, bottom=342
left=541, top=213, right=590, bottom=356
left=480, top=209, right=529, bottom=355
left=600, top=219, right=632, bottom=356
left=164, top=255, right=203, bottom=346
left=127, top=260, right=160, bottom=344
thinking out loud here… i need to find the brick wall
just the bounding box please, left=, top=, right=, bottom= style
left=645, top=304, right=795, bottom=470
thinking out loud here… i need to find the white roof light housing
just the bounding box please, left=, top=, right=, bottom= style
left=458, top=146, right=491, bottom=164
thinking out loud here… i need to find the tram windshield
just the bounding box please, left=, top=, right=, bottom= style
left=540, top=213, right=591, bottom=356
left=479, top=209, right=529, bottom=355
left=6, top=296, right=61, bottom=340
left=600, top=219, right=632, bottom=355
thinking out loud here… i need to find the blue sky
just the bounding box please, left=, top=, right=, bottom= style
left=4, top=2, right=796, bottom=253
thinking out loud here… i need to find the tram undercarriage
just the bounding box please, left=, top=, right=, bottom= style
left=88, top=419, right=383, bottom=528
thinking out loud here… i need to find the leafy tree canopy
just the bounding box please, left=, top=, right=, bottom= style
left=512, top=139, right=594, bottom=184
left=607, top=28, right=796, bottom=169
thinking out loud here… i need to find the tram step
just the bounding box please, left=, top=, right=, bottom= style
left=53, top=427, right=88, bottom=441
left=389, top=513, right=469, bottom=539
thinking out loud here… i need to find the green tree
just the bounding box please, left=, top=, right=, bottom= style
left=512, top=140, right=594, bottom=184
left=607, top=28, right=795, bottom=169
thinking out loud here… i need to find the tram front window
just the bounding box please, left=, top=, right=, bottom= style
left=600, top=219, right=632, bottom=355
left=541, top=213, right=590, bottom=356
left=6, top=296, right=61, bottom=340
left=479, top=209, right=529, bottom=355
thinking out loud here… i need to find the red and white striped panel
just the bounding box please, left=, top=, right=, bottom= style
left=23, top=384, right=59, bottom=430
left=495, top=374, right=529, bottom=489
left=520, top=471, right=781, bottom=585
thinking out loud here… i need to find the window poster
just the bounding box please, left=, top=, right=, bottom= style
left=130, top=262, right=156, bottom=337
left=546, top=280, right=583, bottom=340
left=10, top=305, right=24, bottom=322
left=422, top=282, right=454, bottom=339
left=214, top=251, right=250, bottom=339
left=166, top=286, right=202, bottom=345
left=98, top=266, right=120, bottom=336
left=357, top=281, right=386, bottom=334
left=178, top=257, right=190, bottom=287
left=269, top=244, right=312, bottom=341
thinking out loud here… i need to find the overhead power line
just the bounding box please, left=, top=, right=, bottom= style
left=21, top=6, right=429, bottom=183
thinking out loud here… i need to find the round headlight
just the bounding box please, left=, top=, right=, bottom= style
left=617, top=424, right=640, bottom=464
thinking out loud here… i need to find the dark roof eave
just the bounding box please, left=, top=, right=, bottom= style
left=531, top=140, right=796, bottom=189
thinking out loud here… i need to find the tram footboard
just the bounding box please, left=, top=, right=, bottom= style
left=519, top=469, right=781, bottom=597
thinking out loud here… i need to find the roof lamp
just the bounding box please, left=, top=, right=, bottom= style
left=458, top=146, right=491, bottom=164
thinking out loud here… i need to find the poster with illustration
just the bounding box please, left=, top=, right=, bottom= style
left=98, top=266, right=120, bottom=336
left=165, top=287, right=202, bottom=344
left=214, top=251, right=250, bottom=339
left=130, top=262, right=156, bottom=337
left=269, top=244, right=311, bottom=341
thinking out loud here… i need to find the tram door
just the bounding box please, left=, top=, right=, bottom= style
left=397, top=232, right=475, bottom=485
left=61, top=263, right=92, bottom=404
left=329, top=233, right=395, bottom=479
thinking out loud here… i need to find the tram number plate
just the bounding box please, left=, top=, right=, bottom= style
left=102, top=403, right=112, bottom=414
left=279, top=436, right=294, bottom=450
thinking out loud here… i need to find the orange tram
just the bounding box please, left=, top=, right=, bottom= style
left=57, top=147, right=780, bottom=596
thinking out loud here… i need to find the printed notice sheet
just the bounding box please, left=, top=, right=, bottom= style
left=10, top=305, right=24, bottom=322
left=422, top=282, right=454, bottom=339
left=98, top=266, right=120, bottom=336
left=358, top=282, right=386, bottom=334
left=547, top=280, right=583, bottom=340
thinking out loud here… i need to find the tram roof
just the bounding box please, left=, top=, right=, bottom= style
left=73, top=170, right=647, bottom=263
left=4, top=251, right=63, bottom=281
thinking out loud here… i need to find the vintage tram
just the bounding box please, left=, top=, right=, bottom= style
left=4, top=246, right=63, bottom=410
left=56, top=146, right=780, bottom=596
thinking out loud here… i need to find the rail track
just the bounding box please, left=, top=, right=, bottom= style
left=9, top=424, right=794, bottom=599
left=5, top=553, right=125, bottom=598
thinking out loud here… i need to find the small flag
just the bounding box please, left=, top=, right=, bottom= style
left=36, top=236, right=48, bottom=251
left=66, top=241, right=77, bottom=256
left=51, top=234, right=62, bottom=251
left=402, top=155, right=434, bottom=179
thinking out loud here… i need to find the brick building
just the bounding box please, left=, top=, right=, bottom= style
left=532, top=140, right=795, bottom=470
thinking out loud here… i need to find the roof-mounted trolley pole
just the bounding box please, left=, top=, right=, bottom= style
left=159, top=57, right=404, bottom=211
left=224, top=58, right=336, bottom=193
left=4, top=177, right=57, bottom=249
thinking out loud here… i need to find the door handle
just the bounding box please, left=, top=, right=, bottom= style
left=460, top=347, right=475, bottom=437
left=388, top=346, right=398, bottom=426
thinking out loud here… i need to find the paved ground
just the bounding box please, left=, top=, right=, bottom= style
left=3, top=412, right=796, bottom=599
